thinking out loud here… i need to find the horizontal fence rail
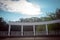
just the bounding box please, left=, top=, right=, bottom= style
left=11, top=31, right=21, bottom=36
left=23, top=31, right=34, bottom=36
left=8, top=19, right=60, bottom=25
left=0, top=31, right=60, bottom=36
left=0, top=31, right=8, bottom=36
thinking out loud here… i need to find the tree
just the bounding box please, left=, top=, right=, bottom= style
left=47, top=9, right=60, bottom=35
left=20, top=17, right=42, bottom=22
left=55, top=8, right=60, bottom=19
left=47, top=9, right=60, bottom=20
left=0, top=17, right=8, bottom=31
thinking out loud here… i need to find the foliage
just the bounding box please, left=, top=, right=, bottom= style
left=36, top=9, right=60, bottom=31
left=20, top=17, right=42, bottom=22
left=47, top=9, right=60, bottom=31
left=0, top=17, right=8, bottom=31
left=47, top=9, right=60, bottom=20
left=11, top=25, right=21, bottom=31
left=36, top=25, right=46, bottom=31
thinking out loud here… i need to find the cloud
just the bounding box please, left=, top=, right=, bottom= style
left=0, top=0, right=41, bottom=16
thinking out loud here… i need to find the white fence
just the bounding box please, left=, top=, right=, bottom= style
left=0, top=19, right=60, bottom=36
left=0, top=31, right=60, bottom=36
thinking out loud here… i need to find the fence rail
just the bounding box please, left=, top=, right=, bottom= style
left=0, top=31, right=60, bottom=36
left=0, top=31, right=8, bottom=36
left=8, top=19, right=60, bottom=25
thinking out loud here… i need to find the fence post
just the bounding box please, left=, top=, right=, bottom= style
left=21, top=25, right=23, bottom=36
left=46, top=24, right=48, bottom=35
left=33, top=25, right=35, bottom=36
left=8, top=25, right=11, bottom=36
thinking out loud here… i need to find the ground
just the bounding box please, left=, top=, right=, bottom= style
left=0, top=37, right=60, bottom=40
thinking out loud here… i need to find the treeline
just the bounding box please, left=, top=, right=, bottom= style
left=18, top=9, right=60, bottom=22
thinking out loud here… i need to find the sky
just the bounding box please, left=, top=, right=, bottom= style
left=0, top=0, right=60, bottom=21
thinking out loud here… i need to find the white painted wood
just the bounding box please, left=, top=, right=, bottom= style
left=21, top=25, right=23, bottom=36
left=46, top=24, right=48, bottom=35
left=8, top=20, right=60, bottom=25
left=33, top=25, right=35, bottom=36
left=8, top=25, right=11, bottom=36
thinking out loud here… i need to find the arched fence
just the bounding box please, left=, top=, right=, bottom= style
left=0, top=19, right=60, bottom=37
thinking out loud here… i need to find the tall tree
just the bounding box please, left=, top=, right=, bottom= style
left=0, top=17, right=8, bottom=31
left=47, top=9, right=60, bottom=35
left=47, top=9, right=60, bottom=20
